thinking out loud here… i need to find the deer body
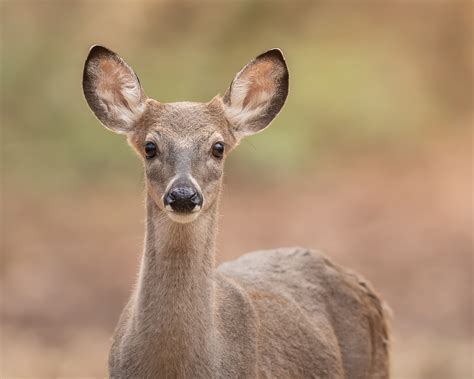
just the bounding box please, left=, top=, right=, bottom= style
left=83, top=46, right=390, bottom=378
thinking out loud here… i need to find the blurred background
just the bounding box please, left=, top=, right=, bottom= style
left=1, top=1, right=472, bottom=378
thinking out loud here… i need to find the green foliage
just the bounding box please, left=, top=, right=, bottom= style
left=2, top=1, right=470, bottom=189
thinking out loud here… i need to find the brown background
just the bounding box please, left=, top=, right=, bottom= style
left=1, top=1, right=472, bottom=378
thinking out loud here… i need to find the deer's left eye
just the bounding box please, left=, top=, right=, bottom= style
left=144, top=141, right=157, bottom=159
left=211, top=142, right=225, bottom=159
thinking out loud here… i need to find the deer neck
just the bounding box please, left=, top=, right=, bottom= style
left=133, top=193, right=219, bottom=374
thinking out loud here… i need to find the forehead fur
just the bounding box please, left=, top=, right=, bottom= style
left=128, top=98, right=237, bottom=150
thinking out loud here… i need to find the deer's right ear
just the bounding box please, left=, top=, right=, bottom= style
left=82, top=45, right=147, bottom=134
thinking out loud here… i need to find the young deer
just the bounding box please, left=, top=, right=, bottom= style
left=83, top=46, right=390, bottom=378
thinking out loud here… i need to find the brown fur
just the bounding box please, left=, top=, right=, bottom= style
left=82, top=45, right=390, bottom=378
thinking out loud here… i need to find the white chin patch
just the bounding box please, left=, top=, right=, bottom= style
left=167, top=210, right=200, bottom=224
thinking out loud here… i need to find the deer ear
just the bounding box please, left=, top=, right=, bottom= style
left=82, top=45, right=147, bottom=134
left=222, top=49, right=289, bottom=138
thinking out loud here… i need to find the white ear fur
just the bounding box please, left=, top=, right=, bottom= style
left=224, top=77, right=274, bottom=136
left=95, top=63, right=145, bottom=127
left=83, top=45, right=146, bottom=134
left=222, top=49, right=289, bottom=138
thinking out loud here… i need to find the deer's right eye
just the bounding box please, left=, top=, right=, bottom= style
left=144, top=142, right=157, bottom=159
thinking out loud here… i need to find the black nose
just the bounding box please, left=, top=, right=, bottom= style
left=164, top=186, right=203, bottom=213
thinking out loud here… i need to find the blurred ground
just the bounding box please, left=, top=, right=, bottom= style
left=1, top=1, right=473, bottom=378
left=2, top=129, right=472, bottom=378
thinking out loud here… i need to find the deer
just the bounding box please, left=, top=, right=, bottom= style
left=82, top=45, right=390, bottom=379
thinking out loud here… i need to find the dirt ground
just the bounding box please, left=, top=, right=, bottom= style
left=1, top=133, right=472, bottom=378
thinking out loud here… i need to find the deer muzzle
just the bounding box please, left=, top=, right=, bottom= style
left=164, top=185, right=203, bottom=214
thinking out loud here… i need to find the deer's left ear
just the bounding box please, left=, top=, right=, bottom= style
left=222, top=49, right=289, bottom=138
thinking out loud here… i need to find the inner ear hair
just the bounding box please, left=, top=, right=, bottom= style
left=222, top=49, right=289, bottom=138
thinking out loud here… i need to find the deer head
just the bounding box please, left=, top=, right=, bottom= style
left=83, top=45, right=289, bottom=223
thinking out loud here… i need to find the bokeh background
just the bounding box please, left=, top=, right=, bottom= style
left=1, top=1, right=472, bottom=378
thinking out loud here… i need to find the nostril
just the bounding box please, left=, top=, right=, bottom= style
left=190, top=192, right=202, bottom=206
left=164, top=192, right=176, bottom=206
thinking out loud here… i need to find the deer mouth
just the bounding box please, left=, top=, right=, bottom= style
left=166, top=207, right=201, bottom=224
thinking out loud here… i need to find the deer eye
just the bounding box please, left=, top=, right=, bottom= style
left=211, top=142, right=224, bottom=159
left=144, top=141, right=157, bottom=159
